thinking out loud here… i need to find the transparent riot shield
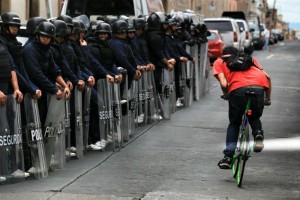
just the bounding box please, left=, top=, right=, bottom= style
left=0, top=95, right=26, bottom=183
left=137, top=75, right=145, bottom=125
left=203, top=42, right=211, bottom=95
left=146, top=71, right=154, bottom=122
left=179, top=62, right=188, bottom=108
left=97, top=79, right=111, bottom=150
left=120, top=73, right=129, bottom=143
left=142, top=71, right=149, bottom=123
left=169, top=69, right=176, bottom=113
left=185, top=45, right=194, bottom=107
left=74, top=87, right=83, bottom=158
left=128, top=80, right=138, bottom=136
left=199, top=42, right=207, bottom=96
left=161, top=68, right=171, bottom=119
left=64, top=100, right=71, bottom=160
left=24, top=94, right=48, bottom=179
left=185, top=60, right=194, bottom=107
left=52, top=103, right=66, bottom=170
left=149, top=71, right=161, bottom=121
left=44, top=95, right=65, bottom=170
left=191, top=44, right=200, bottom=101
left=112, top=83, right=122, bottom=149
left=83, top=86, right=92, bottom=149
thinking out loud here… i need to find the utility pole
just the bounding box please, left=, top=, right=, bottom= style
left=272, top=0, right=277, bottom=28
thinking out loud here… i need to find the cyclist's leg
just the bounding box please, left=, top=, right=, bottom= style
left=224, top=88, right=247, bottom=158
left=248, top=88, right=264, bottom=136
left=249, top=88, right=265, bottom=152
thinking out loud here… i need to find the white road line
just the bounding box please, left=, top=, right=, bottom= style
left=266, top=54, right=274, bottom=59
left=273, top=86, right=300, bottom=90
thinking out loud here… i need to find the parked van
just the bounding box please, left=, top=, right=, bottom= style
left=204, top=17, right=242, bottom=51
left=60, top=0, right=164, bottom=18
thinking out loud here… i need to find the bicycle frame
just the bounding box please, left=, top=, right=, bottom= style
left=231, top=92, right=253, bottom=187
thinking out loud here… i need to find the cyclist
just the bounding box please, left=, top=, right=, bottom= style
left=213, top=47, right=272, bottom=169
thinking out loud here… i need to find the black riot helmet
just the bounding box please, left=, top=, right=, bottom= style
left=168, top=18, right=176, bottom=27
left=127, top=19, right=135, bottom=33
left=71, top=20, right=81, bottom=34
left=57, top=15, right=73, bottom=28
left=127, top=24, right=135, bottom=33
left=35, top=21, right=56, bottom=39
left=133, top=18, right=146, bottom=29
left=51, top=20, right=68, bottom=37
left=77, top=19, right=87, bottom=34
left=26, top=17, right=47, bottom=35
left=147, top=12, right=165, bottom=31
left=1, top=12, right=21, bottom=27
left=94, top=22, right=111, bottom=35
left=105, top=16, right=118, bottom=25
left=111, top=20, right=128, bottom=34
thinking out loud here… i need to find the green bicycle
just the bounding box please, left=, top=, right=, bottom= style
left=231, top=91, right=254, bottom=187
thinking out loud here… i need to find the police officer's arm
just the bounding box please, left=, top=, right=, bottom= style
left=176, top=42, right=194, bottom=63
left=22, top=49, right=58, bottom=95
left=111, top=43, right=137, bottom=76
left=11, top=71, right=23, bottom=103
left=48, top=62, right=70, bottom=100
left=83, top=46, right=114, bottom=81
left=0, top=90, right=6, bottom=106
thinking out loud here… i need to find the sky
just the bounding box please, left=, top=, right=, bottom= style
left=267, top=0, right=300, bottom=23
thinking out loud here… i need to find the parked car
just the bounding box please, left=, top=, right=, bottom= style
left=235, top=19, right=254, bottom=54
left=204, top=17, right=243, bottom=51
left=248, top=22, right=265, bottom=50
left=207, top=29, right=225, bottom=65
left=272, top=29, right=284, bottom=41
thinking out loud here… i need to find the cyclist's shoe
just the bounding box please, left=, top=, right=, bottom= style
left=218, top=157, right=232, bottom=169
left=253, top=131, right=264, bottom=153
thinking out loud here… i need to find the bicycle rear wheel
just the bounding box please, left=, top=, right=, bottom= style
left=231, top=155, right=240, bottom=178
left=236, top=155, right=247, bottom=187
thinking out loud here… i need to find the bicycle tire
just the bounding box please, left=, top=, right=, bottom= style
left=232, top=155, right=239, bottom=178
left=237, top=155, right=247, bottom=187
left=236, top=124, right=250, bottom=187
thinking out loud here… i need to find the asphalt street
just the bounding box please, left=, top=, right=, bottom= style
left=0, top=40, right=299, bottom=200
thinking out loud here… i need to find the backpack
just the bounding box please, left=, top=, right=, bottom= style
left=222, top=52, right=256, bottom=71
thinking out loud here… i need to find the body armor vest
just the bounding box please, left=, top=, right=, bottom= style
left=0, top=42, right=12, bottom=82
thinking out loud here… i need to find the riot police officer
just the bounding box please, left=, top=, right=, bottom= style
left=87, top=22, right=122, bottom=81
left=22, top=21, right=70, bottom=125
left=109, top=19, right=142, bottom=90
left=0, top=12, right=41, bottom=98
left=144, top=12, right=174, bottom=93
left=25, top=16, right=47, bottom=46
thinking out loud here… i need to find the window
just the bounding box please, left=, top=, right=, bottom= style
left=207, top=32, right=217, bottom=40
left=204, top=21, right=233, bottom=32
left=66, top=0, right=135, bottom=18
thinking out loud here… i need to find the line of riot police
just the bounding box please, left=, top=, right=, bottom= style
left=0, top=10, right=210, bottom=184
